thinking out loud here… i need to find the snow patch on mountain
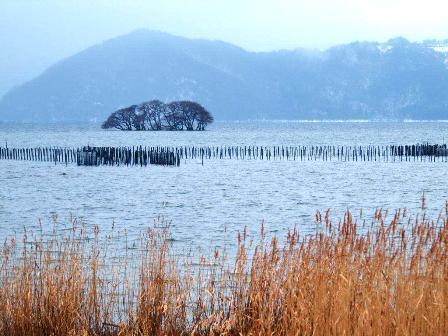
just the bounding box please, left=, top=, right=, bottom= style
left=378, top=45, right=393, bottom=54
left=433, top=46, right=448, bottom=53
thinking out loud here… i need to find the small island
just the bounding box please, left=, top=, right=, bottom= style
left=102, top=100, right=213, bottom=131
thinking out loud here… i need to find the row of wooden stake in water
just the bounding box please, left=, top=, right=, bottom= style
left=0, top=146, right=180, bottom=166
left=0, top=144, right=447, bottom=167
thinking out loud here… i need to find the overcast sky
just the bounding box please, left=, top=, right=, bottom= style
left=1, top=0, right=447, bottom=97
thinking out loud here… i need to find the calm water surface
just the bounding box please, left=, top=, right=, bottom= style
left=1, top=121, right=447, bottom=252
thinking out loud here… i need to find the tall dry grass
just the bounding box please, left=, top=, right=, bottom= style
left=0, top=201, right=447, bottom=335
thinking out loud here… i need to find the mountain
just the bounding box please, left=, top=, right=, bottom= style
left=0, top=30, right=447, bottom=122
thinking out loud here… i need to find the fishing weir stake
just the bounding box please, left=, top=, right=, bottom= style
left=0, top=146, right=180, bottom=167
left=173, top=143, right=448, bottom=162
left=0, top=143, right=447, bottom=166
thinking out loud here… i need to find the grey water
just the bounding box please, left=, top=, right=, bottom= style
left=1, top=121, right=447, bottom=253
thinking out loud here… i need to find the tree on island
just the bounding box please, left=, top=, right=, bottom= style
left=101, top=105, right=138, bottom=131
left=102, top=100, right=213, bottom=131
left=138, top=100, right=166, bottom=130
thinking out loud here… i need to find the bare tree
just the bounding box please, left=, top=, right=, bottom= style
left=166, top=101, right=213, bottom=131
left=195, top=105, right=214, bottom=131
left=101, top=105, right=137, bottom=130
left=165, top=101, right=185, bottom=130
left=179, top=101, right=200, bottom=130
left=132, top=108, right=146, bottom=131
left=138, top=100, right=165, bottom=130
left=102, top=100, right=213, bottom=131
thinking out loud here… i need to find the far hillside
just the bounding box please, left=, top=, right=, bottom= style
left=0, top=31, right=447, bottom=122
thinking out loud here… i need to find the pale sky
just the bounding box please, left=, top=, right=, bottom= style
left=0, top=0, right=447, bottom=97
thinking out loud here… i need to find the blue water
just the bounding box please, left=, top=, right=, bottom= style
left=0, top=121, right=447, bottom=252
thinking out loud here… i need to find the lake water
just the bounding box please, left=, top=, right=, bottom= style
left=1, top=121, right=447, bottom=252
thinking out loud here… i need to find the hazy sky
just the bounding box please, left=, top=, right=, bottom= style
left=1, top=0, right=447, bottom=97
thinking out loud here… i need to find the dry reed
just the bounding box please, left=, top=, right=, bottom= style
left=0, top=201, right=447, bottom=335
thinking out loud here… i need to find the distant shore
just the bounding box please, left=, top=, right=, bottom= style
left=2, top=119, right=448, bottom=126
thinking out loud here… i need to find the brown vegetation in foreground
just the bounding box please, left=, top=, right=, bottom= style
left=0, top=202, right=447, bottom=335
